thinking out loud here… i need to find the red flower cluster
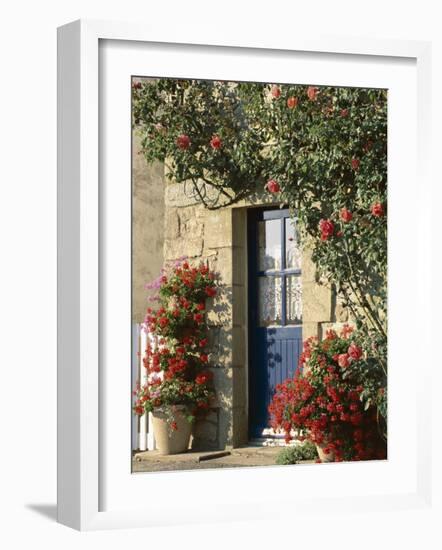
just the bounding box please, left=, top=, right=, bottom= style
left=371, top=202, right=384, bottom=217
left=133, top=260, right=218, bottom=426
left=307, top=86, right=318, bottom=101
left=268, top=327, right=386, bottom=462
left=210, top=135, right=222, bottom=150
left=265, top=179, right=280, bottom=194
left=319, top=219, right=335, bottom=241
left=340, top=207, right=353, bottom=223
left=176, top=134, right=191, bottom=150
left=351, top=158, right=360, bottom=171
left=271, top=85, right=281, bottom=98
left=287, top=96, right=298, bottom=109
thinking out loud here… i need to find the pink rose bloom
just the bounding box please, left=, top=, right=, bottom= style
left=348, top=342, right=363, bottom=361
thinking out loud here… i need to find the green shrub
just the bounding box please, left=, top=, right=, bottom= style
left=275, top=441, right=318, bottom=465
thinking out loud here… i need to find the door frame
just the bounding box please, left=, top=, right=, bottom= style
left=247, top=206, right=302, bottom=438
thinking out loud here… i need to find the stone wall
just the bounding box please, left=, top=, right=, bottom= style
left=132, top=133, right=166, bottom=323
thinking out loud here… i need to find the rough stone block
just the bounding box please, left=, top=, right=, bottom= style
left=177, top=206, right=204, bottom=238
left=301, top=246, right=317, bottom=283
left=205, top=209, right=233, bottom=249
left=207, top=248, right=233, bottom=285
left=165, top=182, right=200, bottom=208
left=302, top=322, right=319, bottom=339
left=208, top=327, right=232, bottom=367
left=164, top=237, right=203, bottom=260
left=206, top=285, right=232, bottom=326
left=191, top=408, right=220, bottom=450
left=303, top=281, right=332, bottom=323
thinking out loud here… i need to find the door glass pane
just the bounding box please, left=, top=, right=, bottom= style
left=285, top=218, right=302, bottom=270
left=258, top=276, right=282, bottom=326
left=258, top=219, right=281, bottom=271
left=286, top=275, right=302, bottom=324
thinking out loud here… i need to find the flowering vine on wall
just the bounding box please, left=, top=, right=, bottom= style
left=132, top=78, right=388, bottom=444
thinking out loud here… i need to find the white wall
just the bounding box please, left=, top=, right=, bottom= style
left=0, top=1, right=440, bottom=548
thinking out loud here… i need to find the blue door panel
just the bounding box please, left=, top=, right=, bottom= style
left=248, top=208, right=303, bottom=438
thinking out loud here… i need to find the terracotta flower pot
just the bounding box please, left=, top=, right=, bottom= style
left=152, top=406, right=192, bottom=455
left=315, top=443, right=335, bottom=463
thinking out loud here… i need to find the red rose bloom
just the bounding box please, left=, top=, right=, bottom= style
left=205, top=286, right=217, bottom=297
left=200, top=353, right=209, bottom=363
left=319, top=219, right=334, bottom=241
left=307, top=86, right=318, bottom=100
left=287, top=96, right=298, bottom=109
left=210, top=135, right=222, bottom=150
left=338, top=353, right=350, bottom=368
left=265, top=179, right=280, bottom=193
left=348, top=342, right=363, bottom=360
left=340, top=108, right=349, bottom=117
left=176, top=134, right=191, bottom=150
left=199, top=338, right=208, bottom=348
left=196, top=303, right=205, bottom=311
left=340, top=207, right=353, bottom=223
left=351, top=158, right=360, bottom=171
left=271, top=85, right=281, bottom=98
left=371, top=202, right=384, bottom=217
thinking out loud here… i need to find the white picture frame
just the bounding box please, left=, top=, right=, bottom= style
left=57, top=19, right=432, bottom=531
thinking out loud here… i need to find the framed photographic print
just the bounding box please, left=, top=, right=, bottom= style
left=57, top=19, right=432, bottom=530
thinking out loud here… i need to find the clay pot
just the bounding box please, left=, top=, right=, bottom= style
left=152, top=406, right=192, bottom=455
left=315, top=443, right=335, bottom=463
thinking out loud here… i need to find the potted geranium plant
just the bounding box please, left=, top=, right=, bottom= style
left=133, top=260, right=217, bottom=455
left=268, top=325, right=386, bottom=462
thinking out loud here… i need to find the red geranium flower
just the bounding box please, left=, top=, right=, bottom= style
left=338, top=353, right=350, bottom=368
left=205, top=287, right=217, bottom=297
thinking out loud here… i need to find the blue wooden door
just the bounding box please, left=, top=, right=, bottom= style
left=248, top=208, right=303, bottom=438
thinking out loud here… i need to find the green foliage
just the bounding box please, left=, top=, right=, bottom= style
left=275, top=440, right=318, bottom=465
left=132, top=79, right=388, bottom=427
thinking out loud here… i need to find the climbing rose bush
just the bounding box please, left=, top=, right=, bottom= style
left=133, top=260, right=217, bottom=428
left=132, top=78, right=388, bottom=425
left=268, top=326, right=386, bottom=462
